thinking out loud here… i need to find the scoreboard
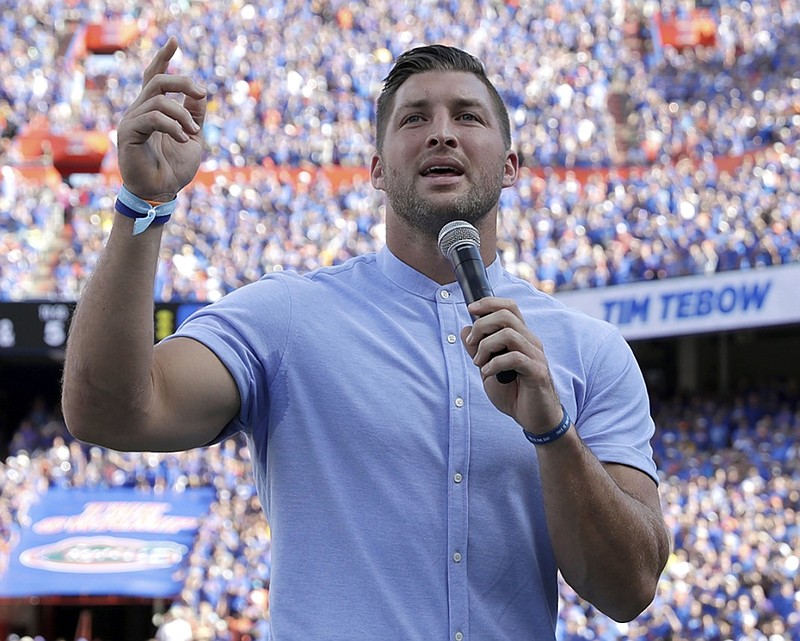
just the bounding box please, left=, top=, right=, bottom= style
left=0, top=302, right=207, bottom=357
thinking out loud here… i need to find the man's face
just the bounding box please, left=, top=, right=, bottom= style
left=371, top=71, right=518, bottom=241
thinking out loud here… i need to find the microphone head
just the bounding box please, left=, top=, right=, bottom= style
left=438, top=220, right=480, bottom=260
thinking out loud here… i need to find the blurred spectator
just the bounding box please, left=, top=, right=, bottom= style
left=155, top=604, right=193, bottom=641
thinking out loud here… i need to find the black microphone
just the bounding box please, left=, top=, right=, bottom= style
left=438, top=220, right=517, bottom=384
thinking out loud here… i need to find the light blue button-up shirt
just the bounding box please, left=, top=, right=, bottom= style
left=171, top=246, right=658, bottom=641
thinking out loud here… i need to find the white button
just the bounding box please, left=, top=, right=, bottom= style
left=440, top=290, right=450, bottom=299
left=455, top=633, right=464, bottom=641
left=454, top=397, right=464, bottom=408
left=447, top=334, right=457, bottom=344
left=453, top=472, right=463, bottom=484
left=453, top=552, right=462, bottom=563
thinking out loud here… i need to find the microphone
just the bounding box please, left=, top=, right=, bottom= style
left=438, top=220, right=517, bottom=384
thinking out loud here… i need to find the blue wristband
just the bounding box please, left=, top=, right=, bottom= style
left=115, top=185, right=178, bottom=235
left=522, top=404, right=572, bottom=446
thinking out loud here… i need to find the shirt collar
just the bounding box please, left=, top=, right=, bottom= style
left=376, top=245, right=503, bottom=302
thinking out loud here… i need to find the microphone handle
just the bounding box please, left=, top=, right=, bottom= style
left=453, top=254, right=494, bottom=309
left=451, top=246, right=517, bottom=384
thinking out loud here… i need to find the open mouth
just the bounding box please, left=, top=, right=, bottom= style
left=421, top=166, right=464, bottom=177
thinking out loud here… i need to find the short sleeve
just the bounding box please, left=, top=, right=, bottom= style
left=164, top=276, right=293, bottom=444
left=575, top=327, right=659, bottom=484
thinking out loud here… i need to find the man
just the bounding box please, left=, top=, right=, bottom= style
left=62, top=39, right=670, bottom=640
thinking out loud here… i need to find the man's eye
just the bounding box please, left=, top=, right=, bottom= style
left=459, top=113, right=479, bottom=121
left=403, top=115, right=422, bottom=124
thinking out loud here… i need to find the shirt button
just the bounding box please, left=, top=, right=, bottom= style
left=447, top=334, right=457, bottom=344
left=453, top=551, right=462, bottom=563
left=440, top=290, right=450, bottom=299
left=455, top=633, right=464, bottom=641
left=454, top=397, right=464, bottom=408
left=453, top=472, right=463, bottom=484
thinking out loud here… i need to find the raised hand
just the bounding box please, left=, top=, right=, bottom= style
left=117, top=36, right=207, bottom=202
left=460, top=297, right=564, bottom=435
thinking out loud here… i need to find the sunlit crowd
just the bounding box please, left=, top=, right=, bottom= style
left=0, top=0, right=798, bottom=302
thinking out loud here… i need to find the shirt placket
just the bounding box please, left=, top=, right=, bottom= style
left=436, top=286, right=470, bottom=641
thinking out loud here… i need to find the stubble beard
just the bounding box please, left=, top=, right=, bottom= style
left=382, top=163, right=505, bottom=242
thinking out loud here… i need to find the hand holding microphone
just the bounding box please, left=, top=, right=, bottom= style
left=438, top=221, right=517, bottom=384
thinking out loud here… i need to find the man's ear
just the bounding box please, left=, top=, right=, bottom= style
left=502, top=149, right=519, bottom=188
left=370, top=154, right=385, bottom=190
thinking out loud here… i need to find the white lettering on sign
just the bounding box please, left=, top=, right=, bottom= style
left=33, top=502, right=199, bottom=535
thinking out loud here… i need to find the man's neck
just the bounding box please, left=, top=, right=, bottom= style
left=385, top=216, right=498, bottom=285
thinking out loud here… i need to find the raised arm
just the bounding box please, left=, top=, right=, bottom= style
left=62, top=37, right=240, bottom=452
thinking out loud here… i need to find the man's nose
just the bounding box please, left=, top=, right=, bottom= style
left=426, top=116, right=458, bottom=148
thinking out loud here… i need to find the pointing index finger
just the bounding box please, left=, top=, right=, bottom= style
left=142, top=36, right=179, bottom=86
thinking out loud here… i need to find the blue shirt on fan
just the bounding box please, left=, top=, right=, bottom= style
left=168, top=246, right=659, bottom=641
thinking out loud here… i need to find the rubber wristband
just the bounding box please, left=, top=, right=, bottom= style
left=522, top=404, right=572, bottom=446
left=115, top=185, right=178, bottom=235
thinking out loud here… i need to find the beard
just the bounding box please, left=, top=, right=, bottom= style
left=382, top=160, right=506, bottom=241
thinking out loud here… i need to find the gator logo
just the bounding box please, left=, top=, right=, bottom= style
left=19, top=536, right=187, bottom=573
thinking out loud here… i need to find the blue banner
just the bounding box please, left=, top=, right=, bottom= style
left=555, top=263, right=800, bottom=340
left=0, top=487, right=215, bottom=598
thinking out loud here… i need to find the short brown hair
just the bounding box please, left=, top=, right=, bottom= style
left=375, top=45, right=511, bottom=152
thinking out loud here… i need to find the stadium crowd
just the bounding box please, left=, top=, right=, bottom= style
left=42, top=141, right=799, bottom=304
left=1, top=379, right=799, bottom=641
left=0, top=0, right=798, bottom=300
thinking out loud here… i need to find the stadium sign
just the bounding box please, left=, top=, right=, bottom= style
left=0, top=487, right=215, bottom=598
left=555, top=263, right=800, bottom=340
left=0, top=302, right=206, bottom=356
